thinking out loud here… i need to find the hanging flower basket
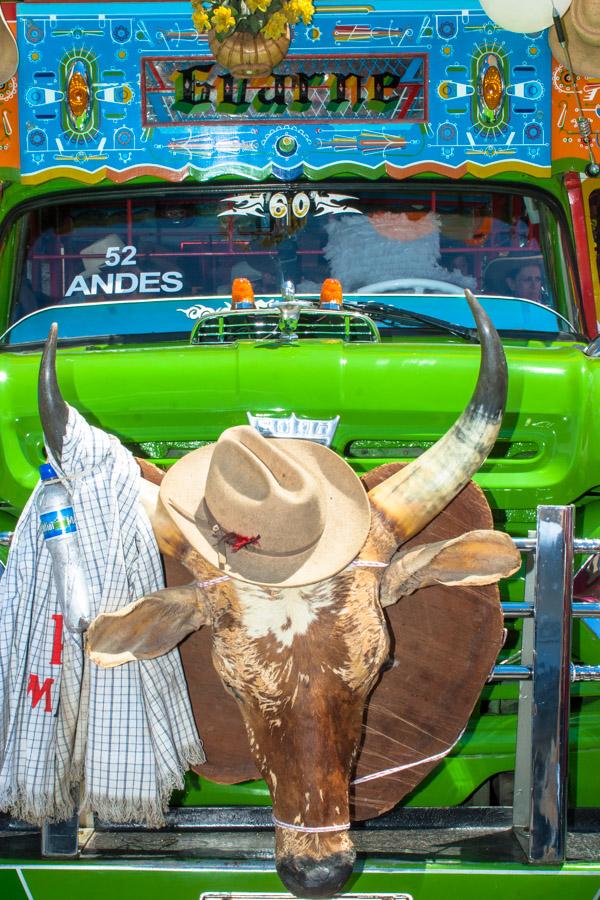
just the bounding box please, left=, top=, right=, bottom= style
left=207, top=25, right=290, bottom=78
left=192, top=0, right=314, bottom=78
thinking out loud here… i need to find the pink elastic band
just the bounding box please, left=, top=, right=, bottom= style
left=194, top=575, right=231, bottom=589
left=272, top=816, right=351, bottom=833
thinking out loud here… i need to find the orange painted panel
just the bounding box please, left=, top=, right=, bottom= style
left=552, top=58, right=600, bottom=165
left=0, top=2, right=19, bottom=175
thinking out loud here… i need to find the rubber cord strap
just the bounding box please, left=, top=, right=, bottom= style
left=352, top=727, right=466, bottom=785
left=194, top=575, right=231, bottom=589
left=271, top=816, right=351, bottom=833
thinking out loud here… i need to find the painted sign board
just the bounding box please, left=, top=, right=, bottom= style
left=0, top=0, right=552, bottom=184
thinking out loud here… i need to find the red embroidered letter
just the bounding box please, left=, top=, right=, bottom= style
left=50, top=613, right=63, bottom=666
left=27, top=675, right=54, bottom=713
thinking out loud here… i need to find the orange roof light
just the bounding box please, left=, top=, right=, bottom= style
left=320, top=278, right=343, bottom=309
left=231, top=277, right=255, bottom=309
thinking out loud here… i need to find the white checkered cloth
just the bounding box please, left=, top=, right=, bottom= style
left=0, top=406, right=205, bottom=826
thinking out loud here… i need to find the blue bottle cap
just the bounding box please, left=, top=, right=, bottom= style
left=39, top=463, right=57, bottom=481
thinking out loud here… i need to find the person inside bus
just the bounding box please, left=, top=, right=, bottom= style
left=12, top=277, right=48, bottom=322
left=506, top=260, right=544, bottom=303
left=448, top=253, right=471, bottom=279
left=483, top=254, right=545, bottom=303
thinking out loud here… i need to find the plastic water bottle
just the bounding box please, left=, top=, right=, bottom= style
left=37, top=463, right=91, bottom=633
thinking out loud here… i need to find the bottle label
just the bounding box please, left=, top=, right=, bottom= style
left=40, top=507, right=77, bottom=539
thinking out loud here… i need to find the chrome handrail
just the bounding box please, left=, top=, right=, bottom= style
left=510, top=507, right=574, bottom=865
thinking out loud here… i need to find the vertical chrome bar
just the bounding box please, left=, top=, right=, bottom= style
left=512, top=534, right=536, bottom=831
left=526, top=506, right=573, bottom=863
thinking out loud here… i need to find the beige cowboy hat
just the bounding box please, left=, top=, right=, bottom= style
left=549, top=0, right=600, bottom=78
left=483, top=253, right=543, bottom=294
left=160, top=425, right=371, bottom=587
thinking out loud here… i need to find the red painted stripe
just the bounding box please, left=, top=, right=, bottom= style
left=565, top=170, right=598, bottom=338
left=0, top=3, right=16, bottom=21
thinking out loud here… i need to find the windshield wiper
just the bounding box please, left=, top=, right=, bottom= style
left=344, top=300, right=479, bottom=342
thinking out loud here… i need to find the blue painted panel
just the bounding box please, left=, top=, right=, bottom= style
left=4, top=294, right=569, bottom=345
left=17, top=1, right=551, bottom=183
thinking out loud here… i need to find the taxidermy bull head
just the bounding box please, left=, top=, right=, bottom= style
left=39, top=292, right=519, bottom=899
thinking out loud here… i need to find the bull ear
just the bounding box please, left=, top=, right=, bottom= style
left=380, top=530, right=521, bottom=607
left=86, top=584, right=209, bottom=668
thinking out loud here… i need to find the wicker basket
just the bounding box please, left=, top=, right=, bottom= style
left=208, top=26, right=290, bottom=78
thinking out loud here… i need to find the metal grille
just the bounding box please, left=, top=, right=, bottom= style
left=190, top=308, right=379, bottom=344
left=347, top=438, right=540, bottom=461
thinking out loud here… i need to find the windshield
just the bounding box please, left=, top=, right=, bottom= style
left=2, top=184, right=581, bottom=344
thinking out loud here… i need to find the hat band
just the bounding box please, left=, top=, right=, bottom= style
left=205, top=501, right=323, bottom=560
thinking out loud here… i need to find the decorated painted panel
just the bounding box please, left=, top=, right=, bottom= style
left=551, top=62, right=600, bottom=168
left=11, top=0, right=551, bottom=184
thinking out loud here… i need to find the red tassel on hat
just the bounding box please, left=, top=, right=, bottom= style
left=216, top=530, right=261, bottom=553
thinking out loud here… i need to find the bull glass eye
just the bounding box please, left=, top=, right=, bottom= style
left=227, top=683, right=243, bottom=702
left=220, top=673, right=243, bottom=702
left=380, top=654, right=395, bottom=673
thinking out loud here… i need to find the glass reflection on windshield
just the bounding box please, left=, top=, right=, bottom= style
left=7, top=186, right=578, bottom=338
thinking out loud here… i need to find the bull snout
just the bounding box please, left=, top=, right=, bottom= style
left=277, top=849, right=355, bottom=899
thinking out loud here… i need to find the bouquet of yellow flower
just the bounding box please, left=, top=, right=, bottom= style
left=192, top=0, right=314, bottom=42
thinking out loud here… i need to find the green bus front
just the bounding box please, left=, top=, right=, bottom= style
left=1, top=0, right=600, bottom=895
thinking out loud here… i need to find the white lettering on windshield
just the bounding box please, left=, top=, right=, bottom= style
left=218, top=191, right=361, bottom=222
left=65, top=241, right=184, bottom=298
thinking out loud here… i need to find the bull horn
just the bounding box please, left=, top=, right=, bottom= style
left=38, top=323, right=69, bottom=465
left=369, top=291, right=507, bottom=542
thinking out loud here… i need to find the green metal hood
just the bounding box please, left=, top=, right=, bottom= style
left=1, top=337, right=599, bottom=523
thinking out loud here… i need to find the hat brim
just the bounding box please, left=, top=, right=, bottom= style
left=549, top=11, right=600, bottom=79
left=160, top=438, right=371, bottom=587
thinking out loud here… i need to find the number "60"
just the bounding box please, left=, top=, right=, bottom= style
left=268, top=192, right=311, bottom=220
